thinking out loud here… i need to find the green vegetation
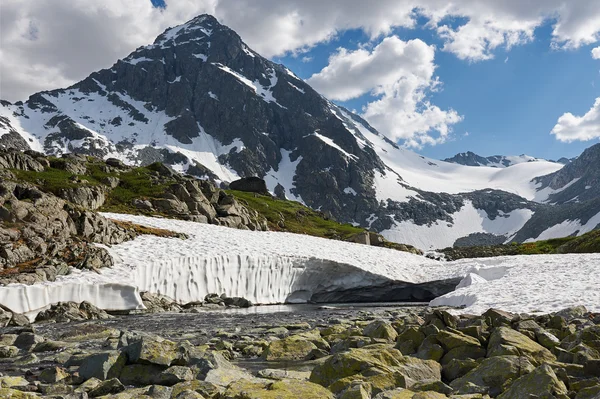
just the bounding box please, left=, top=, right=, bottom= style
left=11, top=160, right=175, bottom=214
left=441, top=230, right=600, bottom=260
left=227, top=190, right=364, bottom=240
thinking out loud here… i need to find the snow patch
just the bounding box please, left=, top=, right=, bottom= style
left=264, top=149, right=304, bottom=204
left=312, top=132, right=358, bottom=161
left=381, top=202, right=534, bottom=250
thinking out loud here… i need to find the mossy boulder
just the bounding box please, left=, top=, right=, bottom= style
left=450, top=356, right=535, bottom=396
left=0, top=388, right=39, bottom=399
left=487, top=327, right=556, bottom=365
left=0, top=376, right=28, bottom=389
left=436, top=329, right=482, bottom=351
left=171, top=380, right=221, bottom=398
left=220, top=379, right=334, bottom=399
left=310, top=347, right=440, bottom=389
left=261, top=337, right=318, bottom=361
left=496, top=364, right=568, bottom=399
left=123, top=336, right=181, bottom=366
left=363, top=320, right=399, bottom=342
left=119, top=363, right=165, bottom=386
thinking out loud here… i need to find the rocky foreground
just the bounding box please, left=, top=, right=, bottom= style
left=0, top=302, right=598, bottom=399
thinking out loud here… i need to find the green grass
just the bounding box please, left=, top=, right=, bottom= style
left=11, top=161, right=175, bottom=214
left=227, top=190, right=364, bottom=240
left=442, top=229, right=600, bottom=260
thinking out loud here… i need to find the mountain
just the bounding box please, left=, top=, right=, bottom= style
left=1, top=14, right=599, bottom=250
left=443, top=151, right=544, bottom=168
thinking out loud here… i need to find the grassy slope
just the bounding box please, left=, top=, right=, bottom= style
left=227, top=190, right=364, bottom=240
left=11, top=160, right=599, bottom=255
left=11, top=160, right=175, bottom=214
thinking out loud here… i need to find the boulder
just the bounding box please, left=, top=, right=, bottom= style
left=310, top=347, right=440, bottom=388
left=450, top=356, right=535, bottom=396
left=88, top=378, right=125, bottom=397
left=262, top=337, right=318, bottom=361
left=78, top=351, right=127, bottom=381
left=123, top=336, right=182, bottom=366
left=487, top=326, right=556, bottom=365
left=363, top=320, right=399, bottom=342
left=228, top=177, right=269, bottom=195
left=496, top=363, right=568, bottom=399
left=221, top=379, right=334, bottom=399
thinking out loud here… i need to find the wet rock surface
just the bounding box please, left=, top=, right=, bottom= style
left=0, top=303, right=598, bottom=398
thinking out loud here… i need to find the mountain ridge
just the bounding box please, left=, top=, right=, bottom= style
left=1, top=13, right=599, bottom=250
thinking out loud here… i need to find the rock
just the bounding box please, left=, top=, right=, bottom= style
left=396, top=327, right=426, bottom=355
left=0, top=376, right=29, bottom=388
left=496, top=363, right=568, bottom=399
left=450, top=356, right=535, bottom=396
left=123, top=336, right=181, bottom=366
left=39, top=366, right=70, bottom=383
left=194, top=351, right=256, bottom=387
left=340, top=382, right=372, bottom=399
left=13, top=332, right=44, bottom=350
left=155, top=366, right=194, bottom=386
left=170, top=381, right=221, bottom=399
left=482, top=309, right=514, bottom=328
left=310, top=347, right=441, bottom=388
left=363, top=320, right=399, bottom=342
left=58, top=186, right=106, bottom=210
left=0, top=345, right=18, bottom=358
left=175, top=391, right=206, bottom=399
left=440, top=345, right=487, bottom=365
left=221, top=295, right=253, bottom=308
left=262, top=337, right=318, bottom=361
left=228, top=177, right=270, bottom=195
left=88, top=378, right=125, bottom=397
left=411, top=380, right=453, bottom=395
left=487, top=326, right=556, bottom=365
left=575, top=385, right=600, bottom=399
left=105, top=158, right=126, bottom=168
left=442, top=358, right=480, bottom=382
left=221, top=379, right=334, bottom=399
left=78, top=351, right=127, bottom=380
left=257, top=369, right=311, bottom=381
left=436, top=329, right=481, bottom=351
left=9, top=313, right=30, bottom=327
left=119, top=364, right=165, bottom=386
left=0, top=388, right=40, bottom=398
left=140, top=291, right=183, bottom=313
left=556, top=306, right=588, bottom=321
left=536, top=329, right=561, bottom=349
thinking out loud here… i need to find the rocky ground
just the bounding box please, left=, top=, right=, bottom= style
left=0, top=150, right=268, bottom=286
left=0, top=301, right=598, bottom=399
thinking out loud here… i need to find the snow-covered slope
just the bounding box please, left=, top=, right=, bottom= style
left=1, top=214, right=598, bottom=317
left=443, top=151, right=545, bottom=168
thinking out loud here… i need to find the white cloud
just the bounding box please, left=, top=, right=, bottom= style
left=308, top=36, right=462, bottom=147
left=551, top=98, right=600, bottom=142
left=1, top=0, right=600, bottom=101
left=593, top=46, right=600, bottom=59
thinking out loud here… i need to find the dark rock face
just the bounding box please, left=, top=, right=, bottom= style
left=443, top=151, right=541, bottom=168
left=534, top=143, right=600, bottom=204
left=229, top=177, right=269, bottom=195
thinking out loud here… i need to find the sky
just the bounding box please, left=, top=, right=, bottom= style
left=1, top=1, right=600, bottom=161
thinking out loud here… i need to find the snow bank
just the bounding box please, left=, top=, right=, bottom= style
left=0, top=213, right=466, bottom=314
left=2, top=214, right=598, bottom=317
left=430, top=254, right=600, bottom=315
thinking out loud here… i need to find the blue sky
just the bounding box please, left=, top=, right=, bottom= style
left=276, top=23, right=600, bottom=161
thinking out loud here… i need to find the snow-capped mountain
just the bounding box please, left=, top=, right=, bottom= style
left=443, top=151, right=545, bottom=168
left=1, top=14, right=599, bottom=250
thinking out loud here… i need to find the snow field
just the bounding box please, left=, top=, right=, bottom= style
left=431, top=254, right=600, bottom=315
left=0, top=214, right=598, bottom=318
